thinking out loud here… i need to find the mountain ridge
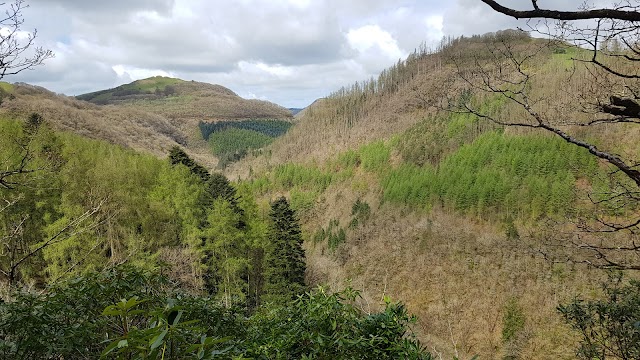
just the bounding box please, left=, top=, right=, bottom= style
left=0, top=77, right=293, bottom=168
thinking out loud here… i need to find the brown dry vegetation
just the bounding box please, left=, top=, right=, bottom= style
left=227, top=32, right=640, bottom=358
left=1, top=30, right=635, bottom=357
left=247, top=161, right=606, bottom=358
left=120, top=80, right=292, bottom=120
left=306, top=203, right=603, bottom=359
left=0, top=79, right=292, bottom=169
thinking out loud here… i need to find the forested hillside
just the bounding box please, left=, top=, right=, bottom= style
left=0, top=77, right=292, bottom=169
left=225, top=30, right=640, bottom=358
left=2, top=1, right=640, bottom=358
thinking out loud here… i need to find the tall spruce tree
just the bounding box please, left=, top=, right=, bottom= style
left=264, top=197, right=306, bottom=302
left=207, top=173, right=237, bottom=205
left=168, top=146, right=210, bottom=183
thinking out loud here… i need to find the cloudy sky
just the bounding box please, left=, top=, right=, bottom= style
left=7, top=0, right=611, bottom=107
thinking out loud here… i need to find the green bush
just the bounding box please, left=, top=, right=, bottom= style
left=245, top=288, right=432, bottom=359
left=349, top=199, right=371, bottom=228
left=559, top=274, right=640, bottom=360
left=0, top=266, right=433, bottom=359
left=0, top=266, right=239, bottom=360
left=502, top=297, right=528, bottom=359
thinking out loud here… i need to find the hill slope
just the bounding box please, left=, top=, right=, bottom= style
left=226, top=31, right=640, bottom=358
left=0, top=77, right=292, bottom=167
left=77, top=76, right=292, bottom=120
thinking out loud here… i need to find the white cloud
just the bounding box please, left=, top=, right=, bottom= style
left=4, top=0, right=619, bottom=107
left=347, top=25, right=406, bottom=61
left=111, top=65, right=174, bottom=81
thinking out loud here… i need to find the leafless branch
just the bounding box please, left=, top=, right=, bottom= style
left=453, top=3, right=640, bottom=268
left=0, top=0, right=53, bottom=80
left=480, top=0, right=640, bottom=22
left=1, top=198, right=108, bottom=285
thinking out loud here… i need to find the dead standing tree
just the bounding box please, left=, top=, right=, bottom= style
left=0, top=0, right=52, bottom=79
left=454, top=1, right=640, bottom=269
left=0, top=0, right=53, bottom=190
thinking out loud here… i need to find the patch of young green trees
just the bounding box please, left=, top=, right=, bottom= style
left=383, top=131, right=597, bottom=220
left=199, top=119, right=293, bottom=168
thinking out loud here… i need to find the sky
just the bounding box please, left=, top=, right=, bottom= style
left=6, top=0, right=615, bottom=108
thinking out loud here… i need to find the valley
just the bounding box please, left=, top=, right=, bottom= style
left=1, top=1, right=640, bottom=359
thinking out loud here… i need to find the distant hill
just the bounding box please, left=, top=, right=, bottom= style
left=77, top=77, right=194, bottom=104
left=0, top=77, right=292, bottom=168
left=288, top=108, right=304, bottom=116
left=0, top=82, right=188, bottom=157
left=77, top=76, right=292, bottom=120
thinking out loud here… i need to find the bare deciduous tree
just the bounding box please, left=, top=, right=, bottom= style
left=0, top=0, right=52, bottom=79
left=456, top=1, right=640, bottom=269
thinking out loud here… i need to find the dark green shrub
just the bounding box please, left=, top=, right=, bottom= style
left=559, top=274, right=640, bottom=360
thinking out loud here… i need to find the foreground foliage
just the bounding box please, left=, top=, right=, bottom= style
left=559, top=275, right=640, bottom=360
left=0, top=266, right=432, bottom=359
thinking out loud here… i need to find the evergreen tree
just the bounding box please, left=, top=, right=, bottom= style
left=264, top=197, right=306, bottom=302
left=205, top=172, right=246, bottom=230
left=206, top=173, right=240, bottom=211
left=168, top=146, right=210, bottom=183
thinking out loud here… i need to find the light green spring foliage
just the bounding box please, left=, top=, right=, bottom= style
left=246, top=163, right=336, bottom=214
left=0, top=118, right=63, bottom=282
left=383, top=131, right=596, bottom=220
left=272, top=163, right=334, bottom=191
left=235, top=183, right=270, bottom=307
left=359, top=140, right=391, bottom=173
left=0, top=118, right=210, bottom=284
left=201, top=199, right=248, bottom=306
left=148, top=163, right=205, bottom=246
left=0, top=118, right=281, bottom=307
left=41, top=133, right=201, bottom=280
left=246, top=119, right=594, bottom=223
